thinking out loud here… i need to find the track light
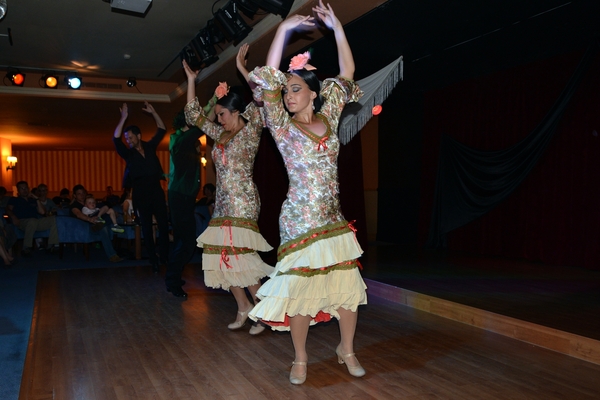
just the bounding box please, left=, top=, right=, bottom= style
left=214, top=1, right=252, bottom=45
left=237, top=0, right=294, bottom=18
left=190, top=28, right=219, bottom=68
left=65, top=73, right=82, bottom=89
left=6, top=69, right=25, bottom=86
left=42, top=73, right=59, bottom=88
left=127, top=77, right=137, bottom=87
left=235, top=0, right=259, bottom=18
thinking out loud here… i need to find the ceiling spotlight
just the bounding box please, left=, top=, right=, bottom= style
left=214, top=1, right=252, bottom=45
left=42, top=73, right=59, bottom=88
left=242, top=0, right=294, bottom=18
left=6, top=69, right=25, bottom=86
left=64, top=73, right=82, bottom=89
left=190, top=27, right=219, bottom=69
left=126, top=77, right=137, bottom=87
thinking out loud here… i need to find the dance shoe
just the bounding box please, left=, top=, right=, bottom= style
left=249, top=322, right=266, bottom=336
left=227, top=305, right=253, bottom=330
left=289, top=361, right=307, bottom=385
left=167, top=286, right=188, bottom=298
left=336, top=345, right=366, bottom=377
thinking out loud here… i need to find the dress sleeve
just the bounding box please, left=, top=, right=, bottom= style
left=319, top=77, right=363, bottom=134
left=241, top=102, right=265, bottom=136
left=184, top=97, right=223, bottom=141
left=249, top=66, right=292, bottom=141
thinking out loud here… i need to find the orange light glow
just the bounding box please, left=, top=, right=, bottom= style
left=45, top=76, right=58, bottom=88
left=13, top=73, right=25, bottom=86
left=372, top=105, right=382, bottom=115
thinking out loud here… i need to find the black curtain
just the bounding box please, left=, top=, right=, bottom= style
left=426, top=43, right=598, bottom=249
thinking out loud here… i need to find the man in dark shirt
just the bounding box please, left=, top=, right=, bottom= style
left=165, top=110, right=204, bottom=298
left=113, top=101, right=169, bottom=273
left=6, top=180, right=59, bottom=256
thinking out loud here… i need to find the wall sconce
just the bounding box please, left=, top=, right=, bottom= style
left=200, top=154, right=207, bottom=168
left=6, top=155, right=17, bottom=171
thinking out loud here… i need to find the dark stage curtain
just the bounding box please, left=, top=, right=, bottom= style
left=421, top=44, right=600, bottom=269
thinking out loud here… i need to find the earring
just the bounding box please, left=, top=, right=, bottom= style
left=312, top=102, right=315, bottom=111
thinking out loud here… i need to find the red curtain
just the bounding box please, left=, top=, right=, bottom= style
left=419, top=50, right=600, bottom=269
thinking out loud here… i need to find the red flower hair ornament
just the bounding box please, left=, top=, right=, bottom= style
left=215, top=82, right=229, bottom=99
left=288, top=51, right=317, bottom=72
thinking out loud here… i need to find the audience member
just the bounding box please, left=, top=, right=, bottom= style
left=0, top=186, right=9, bottom=208
left=103, top=186, right=121, bottom=208
left=69, top=184, right=124, bottom=263
left=53, top=188, right=71, bottom=208
left=113, top=101, right=169, bottom=273
left=6, top=181, right=59, bottom=256
left=0, top=209, right=16, bottom=267
left=120, top=187, right=135, bottom=223
left=196, top=183, right=216, bottom=217
left=37, top=184, right=58, bottom=216
left=82, top=195, right=125, bottom=233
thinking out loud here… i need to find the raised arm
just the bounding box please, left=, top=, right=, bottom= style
left=142, top=101, right=165, bottom=130
left=314, top=0, right=355, bottom=80
left=183, top=60, right=199, bottom=104
left=266, top=15, right=315, bottom=69
left=113, top=103, right=128, bottom=139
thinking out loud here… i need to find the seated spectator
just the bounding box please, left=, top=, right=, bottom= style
left=6, top=181, right=59, bottom=257
left=103, top=186, right=121, bottom=208
left=82, top=195, right=124, bottom=233
left=69, top=184, right=124, bottom=263
left=196, top=183, right=216, bottom=217
left=37, top=184, right=58, bottom=216
left=0, top=186, right=9, bottom=208
left=121, top=187, right=135, bottom=224
left=53, top=188, right=71, bottom=208
left=0, top=212, right=16, bottom=267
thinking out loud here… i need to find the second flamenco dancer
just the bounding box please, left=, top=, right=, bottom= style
left=183, top=44, right=273, bottom=336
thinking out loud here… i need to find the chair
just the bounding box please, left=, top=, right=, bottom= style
left=56, top=211, right=113, bottom=261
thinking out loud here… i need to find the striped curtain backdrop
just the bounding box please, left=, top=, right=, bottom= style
left=12, top=150, right=170, bottom=195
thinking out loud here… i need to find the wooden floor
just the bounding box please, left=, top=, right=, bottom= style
left=360, top=244, right=600, bottom=341
left=19, top=259, right=600, bottom=399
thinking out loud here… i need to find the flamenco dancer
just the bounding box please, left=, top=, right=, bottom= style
left=248, top=1, right=368, bottom=384
left=183, top=44, right=273, bottom=335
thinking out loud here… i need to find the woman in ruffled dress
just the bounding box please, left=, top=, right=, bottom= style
left=183, top=44, right=273, bottom=336
left=248, top=0, right=367, bottom=385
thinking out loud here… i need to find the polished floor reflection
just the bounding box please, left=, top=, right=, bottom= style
left=19, top=254, right=600, bottom=399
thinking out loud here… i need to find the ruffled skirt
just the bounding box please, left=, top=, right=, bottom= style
left=198, top=217, right=273, bottom=291
left=249, top=222, right=368, bottom=331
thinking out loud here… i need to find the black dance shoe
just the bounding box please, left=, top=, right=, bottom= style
left=167, top=286, right=188, bottom=298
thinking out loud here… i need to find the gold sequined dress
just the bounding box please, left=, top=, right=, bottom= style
left=247, top=66, right=368, bottom=331
left=185, top=98, right=273, bottom=290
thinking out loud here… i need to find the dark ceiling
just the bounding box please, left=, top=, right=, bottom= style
left=0, top=0, right=598, bottom=151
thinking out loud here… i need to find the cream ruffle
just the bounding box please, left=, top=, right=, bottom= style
left=249, top=267, right=367, bottom=331
left=203, top=252, right=274, bottom=290
left=197, top=225, right=273, bottom=252
left=273, top=231, right=363, bottom=276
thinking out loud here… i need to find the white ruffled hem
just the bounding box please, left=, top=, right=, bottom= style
left=203, top=252, right=274, bottom=290
left=273, top=231, right=363, bottom=276
left=197, top=225, right=273, bottom=252
left=249, top=267, right=367, bottom=331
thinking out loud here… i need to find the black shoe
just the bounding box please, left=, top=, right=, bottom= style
left=167, top=287, right=188, bottom=298
left=21, top=247, right=33, bottom=257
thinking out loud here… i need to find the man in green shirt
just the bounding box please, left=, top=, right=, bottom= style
left=165, top=111, right=204, bottom=298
